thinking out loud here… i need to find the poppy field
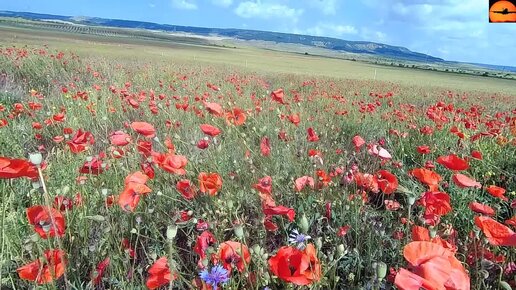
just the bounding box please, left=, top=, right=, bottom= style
left=0, top=39, right=515, bottom=290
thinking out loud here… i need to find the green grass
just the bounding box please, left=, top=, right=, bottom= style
left=0, top=26, right=515, bottom=290
left=1, top=25, right=516, bottom=94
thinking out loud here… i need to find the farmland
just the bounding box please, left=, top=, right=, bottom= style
left=0, top=24, right=515, bottom=290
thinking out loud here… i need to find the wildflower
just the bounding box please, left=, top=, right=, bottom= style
left=289, top=229, right=312, bottom=249
left=200, top=124, right=221, bottom=137
left=131, top=121, right=156, bottom=138
left=0, top=156, right=38, bottom=179
left=218, top=241, right=251, bottom=272
left=199, top=172, right=223, bottom=196
left=268, top=243, right=321, bottom=286
left=199, top=264, right=229, bottom=290
left=17, top=249, right=66, bottom=284
left=27, top=206, right=66, bottom=238
left=146, top=257, right=177, bottom=289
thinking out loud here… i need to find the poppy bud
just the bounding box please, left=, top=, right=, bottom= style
left=32, top=181, right=41, bottom=189
left=252, top=244, right=261, bottom=255
left=86, top=215, right=105, bottom=222
left=299, top=214, right=309, bottom=233
left=429, top=226, right=437, bottom=238
left=337, top=244, right=345, bottom=255
left=376, top=262, right=387, bottom=281
left=234, top=224, right=244, bottom=238
left=29, top=152, right=43, bottom=166
left=167, top=225, right=177, bottom=240
left=316, top=237, right=322, bottom=249
left=499, top=281, right=512, bottom=290
left=407, top=196, right=416, bottom=206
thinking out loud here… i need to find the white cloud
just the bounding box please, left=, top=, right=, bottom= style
left=171, top=0, right=197, bottom=10
left=212, top=0, right=233, bottom=7
left=360, top=28, right=388, bottom=42
left=305, top=23, right=358, bottom=37
left=305, top=0, right=339, bottom=15
left=234, top=1, right=303, bottom=22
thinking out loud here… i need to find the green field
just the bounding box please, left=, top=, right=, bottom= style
left=0, top=23, right=515, bottom=290
left=2, top=25, right=516, bottom=95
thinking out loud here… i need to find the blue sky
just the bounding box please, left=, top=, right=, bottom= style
left=3, top=0, right=516, bottom=66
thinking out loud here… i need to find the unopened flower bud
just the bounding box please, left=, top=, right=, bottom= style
left=407, top=196, right=416, bottom=206
left=234, top=224, right=244, bottom=238
left=337, top=244, right=345, bottom=255
left=167, top=225, right=177, bottom=240
left=499, top=281, right=512, bottom=290
left=29, top=153, right=43, bottom=166
left=299, top=214, right=309, bottom=233
left=376, top=262, right=387, bottom=280
left=429, top=226, right=437, bottom=238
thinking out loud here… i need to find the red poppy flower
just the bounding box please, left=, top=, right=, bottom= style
left=198, top=172, right=223, bottom=196
left=79, top=156, right=106, bottom=175
left=384, top=199, right=401, bottom=211
left=410, top=168, right=442, bottom=191
left=271, top=88, right=287, bottom=104
left=262, top=204, right=296, bottom=222
left=200, top=124, right=221, bottom=137
left=27, top=206, right=66, bottom=238
left=396, top=241, right=470, bottom=290
left=354, top=172, right=379, bottom=193
left=294, top=176, right=315, bottom=192
left=260, top=137, right=271, bottom=157
left=368, top=144, right=392, bottom=159
left=118, top=171, right=152, bottom=212
left=306, top=127, right=319, bottom=142
left=66, top=129, right=95, bottom=153
left=146, top=257, right=177, bottom=289
left=471, top=150, right=482, bottom=160
left=436, top=154, right=469, bottom=171
left=474, top=216, right=516, bottom=247
left=411, top=226, right=430, bottom=241
left=394, top=268, right=437, bottom=290
left=253, top=176, right=272, bottom=195
left=416, top=145, right=431, bottom=154
left=17, top=249, right=66, bottom=285
left=53, top=196, right=73, bottom=211
left=315, top=169, right=331, bottom=189
left=218, top=241, right=251, bottom=272
left=204, top=101, right=223, bottom=116
left=225, top=107, right=246, bottom=126
left=176, top=179, right=196, bottom=200
left=419, top=191, right=452, bottom=216
left=486, top=185, right=508, bottom=201
left=109, top=131, right=132, bottom=146
left=377, top=170, right=398, bottom=194
left=268, top=243, right=321, bottom=286
left=0, top=157, right=38, bottom=179
left=287, top=113, right=300, bottom=126
left=131, top=121, right=156, bottom=138
left=153, top=153, right=187, bottom=175
left=91, top=257, right=110, bottom=285
left=352, top=135, right=366, bottom=151
left=194, top=231, right=217, bottom=268
left=452, top=174, right=481, bottom=189
left=337, top=225, right=351, bottom=237
left=505, top=216, right=516, bottom=227
left=469, top=202, right=495, bottom=216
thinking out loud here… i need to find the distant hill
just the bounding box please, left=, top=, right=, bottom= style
left=0, top=10, right=444, bottom=63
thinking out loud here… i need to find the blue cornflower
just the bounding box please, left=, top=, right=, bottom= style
left=199, top=264, right=230, bottom=290
left=288, top=229, right=311, bottom=249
